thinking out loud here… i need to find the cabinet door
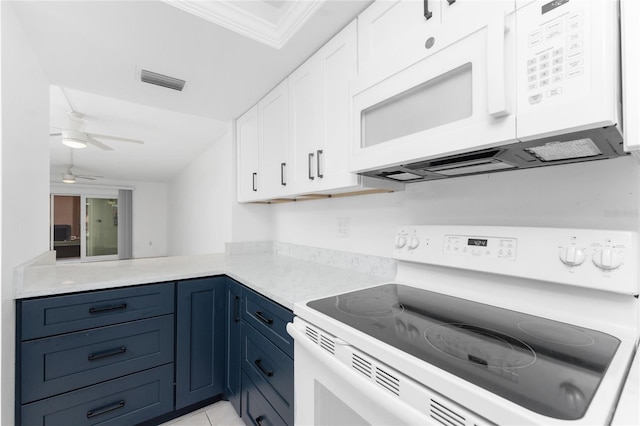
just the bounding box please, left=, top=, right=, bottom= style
left=259, top=80, right=291, bottom=198
left=290, top=21, right=359, bottom=194
left=237, top=105, right=261, bottom=202
left=358, top=0, right=442, bottom=80
left=176, top=277, right=226, bottom=410
left=317, top=20, right=359, bottom=190
left=225, top=278, right=243, bottom=415
left=289, top=55, right=322, bottom=192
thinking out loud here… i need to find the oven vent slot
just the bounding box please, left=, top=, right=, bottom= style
left=375, top=367, right=400, bottom=396
left=304, top=326, right=319, bottom=344
left=429, top=399, right=466, bottom=426
left=319, top=335, right=335, bottom=354
left=351, top=353, right=373, bottom=379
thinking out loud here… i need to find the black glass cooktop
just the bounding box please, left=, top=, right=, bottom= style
left=306, top=284, right=620, bottom=420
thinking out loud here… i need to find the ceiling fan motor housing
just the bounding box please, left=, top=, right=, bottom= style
left=62, top=129, right=88, bottom=149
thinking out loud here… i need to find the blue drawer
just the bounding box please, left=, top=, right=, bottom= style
left=243, top=323, right=293, bottom=425
left=20, top=283, right=174, bottom=340
left=242, top=288, right=294, bottom=358
left=21, top=315, right=174, bottom=403
left=242, top=371, right=287, bottom=426
left=21, top=364, right=174, bottom=426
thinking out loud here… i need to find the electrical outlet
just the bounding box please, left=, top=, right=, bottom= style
left=337, top=217, right=350, bottom=238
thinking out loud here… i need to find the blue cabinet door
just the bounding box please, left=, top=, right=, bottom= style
left=175, top=276, right=226, bottom=409
left=225, top=278, right=243, bottom=415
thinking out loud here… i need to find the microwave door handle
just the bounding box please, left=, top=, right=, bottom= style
left=487, top=12, right=510, bottom=118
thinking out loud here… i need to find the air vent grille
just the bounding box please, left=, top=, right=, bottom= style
left=140, top=69, right=186, bottom=91
left=351, top=353, right=373, bottom=378
left=429, top=399, right=466, bottom=426
left=375, top=367, right=400, bottom=396
left=320, top=335, right=335, bottom=354
left=305, top=326, right=319, bottom=344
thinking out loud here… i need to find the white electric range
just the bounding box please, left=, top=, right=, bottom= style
left=288, top=226, right=639, bottom=425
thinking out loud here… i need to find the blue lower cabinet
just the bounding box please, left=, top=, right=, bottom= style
left=242, top=324, right=293, bottom=425
left=242, top=372, right=287, bottom=426
left=21, top=364, right=174, bottom=426
left=226, top=278, right=243, bottom=414
left=175, top=276, right=226, bottom=410
left=21, top=315, right=174, bottom=403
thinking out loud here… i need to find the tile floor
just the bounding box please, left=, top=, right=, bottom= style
left=160, top=401, right=244, bottom=426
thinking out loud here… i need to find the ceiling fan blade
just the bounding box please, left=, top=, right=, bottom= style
left=89, top=133, right=144, bottom=144
left=50, top=132, right=62, bottom=137
left=86, top=136, right=114, bottom=151
left=76, top=175, right=99, bottom=180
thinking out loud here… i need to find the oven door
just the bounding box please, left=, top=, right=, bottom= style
left=350, top=6, right=517, bottom=174
left=287, top=318, right=489, bottom=426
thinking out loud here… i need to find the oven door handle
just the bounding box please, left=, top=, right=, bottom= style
left=286, top=322, right=430, bottom=426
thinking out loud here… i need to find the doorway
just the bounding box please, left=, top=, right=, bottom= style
left=51, top=194, right=119, bottom=261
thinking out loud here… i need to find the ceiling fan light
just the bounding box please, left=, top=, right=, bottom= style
left=62, top=129, right=88, bottom=149
left=62, top=175, right=76, bottom=184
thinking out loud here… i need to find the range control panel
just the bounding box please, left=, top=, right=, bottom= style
left=393, top=226, right=638, bottom=295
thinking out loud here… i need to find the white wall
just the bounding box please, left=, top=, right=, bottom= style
left=271, top=156, right=640, bottom=257
left=0, top=3, right=50, bottom=424
left=133, top=182, right=168, bottom=258
left=167, top=126, right=234, bottom=255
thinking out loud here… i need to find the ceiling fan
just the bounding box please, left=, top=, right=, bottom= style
left=61, top=150, right=102, bottom=184
left=49, top=87, right=144, bottom=150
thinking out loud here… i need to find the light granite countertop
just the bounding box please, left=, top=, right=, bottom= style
left=15, top=249, right=393, bottom=311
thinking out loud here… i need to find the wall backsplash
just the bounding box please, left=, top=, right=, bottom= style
left=270, top=156, right=640, bottom=258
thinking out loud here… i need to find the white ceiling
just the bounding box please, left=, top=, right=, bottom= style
left=10, top=0, right=372, bottom=184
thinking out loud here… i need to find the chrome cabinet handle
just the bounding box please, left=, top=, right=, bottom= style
left=88, top=346, right=126, bottom=361
left=254, top=359, right=274, bottom=377
left=316, top=150, right=323, bottom=179
left=89, top=303, right=127, bottom=314
left=254, top=311, right=274, bottom=325
left=87, top=400, right=125, bottom=418
left=308, top=153, right=315, bottom=180
left=252, top=172, right=257, bottom=192
left=280, top=163, right=287, bottom=186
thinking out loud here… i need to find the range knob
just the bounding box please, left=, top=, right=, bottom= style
left=407, top=236, right=420, bottom=250
left=559, top=246, right=586, bottom=266
left=592, top=248, right=623, bottom=270
left=395, top=235, right=407, bottom=249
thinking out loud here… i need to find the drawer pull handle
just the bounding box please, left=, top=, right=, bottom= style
left=88, top=346, right=127, bottom=361
left=254, top=359, right=274, bottom=377
left=89, top=303, right=127, bottom=314
left=254, top=311, right=273, bottom=325
left=87, top=400, right=125, bottom=418
left=255, top=415, right=265, bottom=426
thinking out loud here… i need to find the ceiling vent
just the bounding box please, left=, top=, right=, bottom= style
left=140, top=69, right=186, bottom=91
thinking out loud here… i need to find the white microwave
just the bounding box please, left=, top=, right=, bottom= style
left=350, top=0, right=627, bottom=182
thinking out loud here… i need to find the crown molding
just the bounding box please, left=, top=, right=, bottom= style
left=162, top=0, right=326, bottom=49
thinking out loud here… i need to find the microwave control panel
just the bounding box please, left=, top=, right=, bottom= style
left=522, top=1, right=587, bottom=107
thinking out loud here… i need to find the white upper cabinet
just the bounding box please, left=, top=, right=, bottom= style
left=236, top=105, right=261, bottom=202
left=259, top=80, right=292, bottom=199
left=358, top=0, right=442, bottom=84
left=290, top=21, right=359, bottom=194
